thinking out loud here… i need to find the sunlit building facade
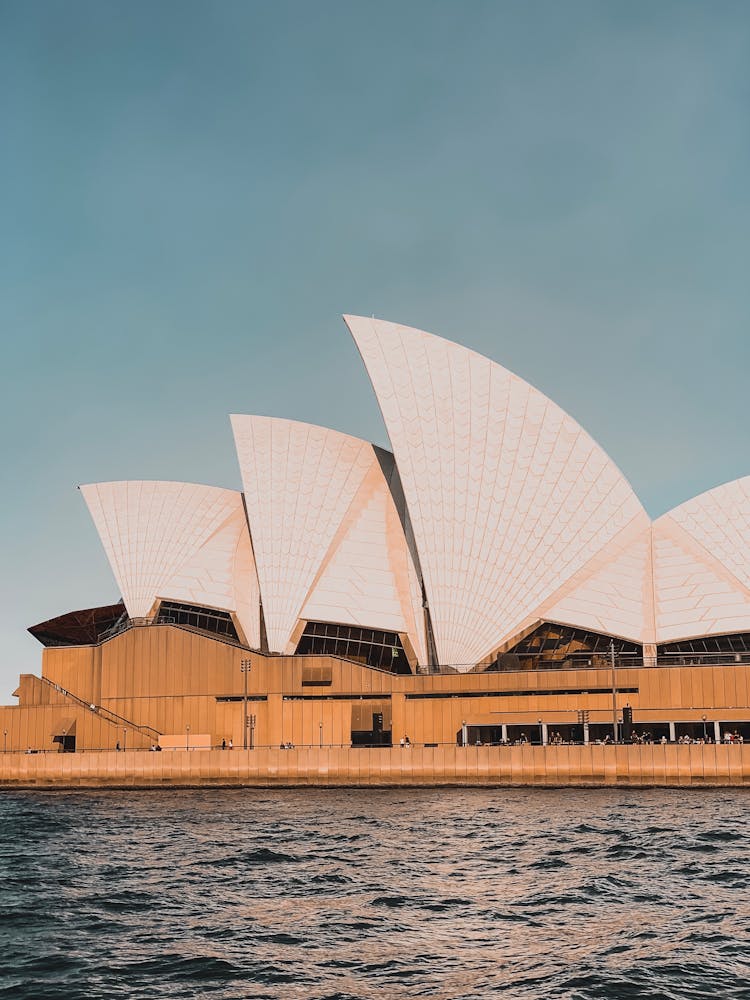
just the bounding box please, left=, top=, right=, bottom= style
left=4, top=317, right=750, bottom=754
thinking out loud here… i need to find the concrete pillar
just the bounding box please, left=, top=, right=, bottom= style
left=583, top=722, right=590, bottom=746
left=669, top=721, right=676, bottom=743
left=461, top=721, right=468, bottom=747
left=501, top=723, right=508, bottom=743
left=541, top=723, right=548, bottom=746
left=714, top=721, right=722, bottom=743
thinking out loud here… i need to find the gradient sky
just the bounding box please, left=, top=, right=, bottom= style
left=1, top=1, right=749, bottom=699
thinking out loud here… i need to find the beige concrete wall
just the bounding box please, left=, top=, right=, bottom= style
left=5, top=626, right=747, bottom=756
left=0, top=704, right=151, bottom=754
left=1, top=744, right=749, bottom=788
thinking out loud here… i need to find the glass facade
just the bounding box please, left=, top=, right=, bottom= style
left=157, top=601, right=239, bottom=642
left=658, top=632, right=750, bottom=664
left=295, top=621, right=412, bottom=673
left=491, top=622, right=643, bottom=671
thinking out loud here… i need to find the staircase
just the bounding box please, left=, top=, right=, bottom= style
left=39, top=675, right=161, bottom=742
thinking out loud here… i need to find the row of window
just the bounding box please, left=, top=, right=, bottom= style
left=406, top=686, right=639, bottom=700
left=507, top=623, right=643, bottom=660
left=157, top=601, right=239, bottom=641
left=295, top=621, right=411, bottom=672
left=300, top=621, right=403, bottom=647
left=659, top=632, right=750, bottom=655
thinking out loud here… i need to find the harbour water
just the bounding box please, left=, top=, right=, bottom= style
left=0, top=788, right=748, bottom=999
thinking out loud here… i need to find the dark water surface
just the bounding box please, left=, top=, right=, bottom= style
left=0, top=788, right=748, bottom=999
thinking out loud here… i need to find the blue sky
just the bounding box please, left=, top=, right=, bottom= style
left=1, top=1, right=749, bottom=698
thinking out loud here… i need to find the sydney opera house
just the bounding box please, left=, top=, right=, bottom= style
left=3, top=316, right=750, bottom=756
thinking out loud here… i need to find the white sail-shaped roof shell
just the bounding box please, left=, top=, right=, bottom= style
left=346, top=315, right=648, bottom=668
left=78, top=320, right=750, bottom=664
left=654, top=477, right=750, bottom=642
left=80, top=481, right=260, bottom=647
left=231, top=416, right=427, bottom=659
left=539, top=516, right=655, bottom=644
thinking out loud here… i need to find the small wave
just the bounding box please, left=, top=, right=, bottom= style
left=310, top=872, right=352, bottom=884
left=697, top=829, right=743, bottom=843
left=370, top=895, right=408, bottom=908
left=1, top=788, right=749, bottom=1000
left=205, top=847, right=301, bottom=866
left=529, top=856, right=570, bottom=869
left=420, top=896, right=474, bottom=912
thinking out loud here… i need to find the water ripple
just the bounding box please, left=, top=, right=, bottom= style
left=0, top=788, right=748, bottom=998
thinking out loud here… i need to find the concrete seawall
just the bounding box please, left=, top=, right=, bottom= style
left=2, top=744, right=750, bottom=788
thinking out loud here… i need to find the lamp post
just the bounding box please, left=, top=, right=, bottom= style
left=319, top=721, right=323, bottom=748
left=702, top=715, right=707, bottom=741
left=122, top=727, right=127, bottom=752
left=610, top=639, right=618, bottom=744
left=240, top=658, right=252, bottom=750
left=537, top=718, right=543, bottom=746
left=3, top=730, right=6, bottom=753
left=186, top=724, right=190, bottom=751
left=249, top=713, right=256, bottom=750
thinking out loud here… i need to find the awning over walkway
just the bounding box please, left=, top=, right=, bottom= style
left=52, top=718, right=77, bottom=738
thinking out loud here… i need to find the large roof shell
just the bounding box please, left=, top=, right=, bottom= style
left=345, top=315, right=648, bottom=667
left=231, top=416, right=427, bottom=659
left=653, top=477, right=750, bottom=642
left=538, top=516, right=655, bottom=644
left=80, top=481, right=260, bottom=647
left=77, top=320, right=750, bottom=664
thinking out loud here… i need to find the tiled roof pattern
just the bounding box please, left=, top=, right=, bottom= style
left=346, top=316, right=646, bottom=667
left=666, top=477, right=750, bottom=593
left=80, top=481, right=260, bottom=646
left=541, top=516, right=654, bottom=643
left=653, top=493, right=750, bottom=643
left=300, top=461, right=427, bottom=661
left=79, top=319, right=750, bottom=663
left=231, top=416, right=426, bottom=657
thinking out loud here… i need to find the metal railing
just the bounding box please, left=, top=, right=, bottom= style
left=96, top=614, right=251, bottom=649
left=39, top=675, right=161, bottom=742
left=417, top=651, right=750, bottom=674
left=92, top=615, right=750, bottom=676
left=97, top=615, right=175, bottom=642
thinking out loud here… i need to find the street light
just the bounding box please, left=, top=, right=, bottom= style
left=186, top=724, right=190, bottom=751
left=702, top=715, right=707, bottom=741
left=319, top=721, right=323, bottom=748
left=240, top=659, right=252, bottom=750
left=122, top=727, right=127, bottom=752
left=3, top=730, right=6, bottom=753
left=537, top=718, right=543, bottom=746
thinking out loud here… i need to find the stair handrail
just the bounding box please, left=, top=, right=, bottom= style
left=39, top=675, right=161, bottom=741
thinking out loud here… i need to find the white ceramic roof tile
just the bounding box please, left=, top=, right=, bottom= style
left=346, top=316, right=646, bottom=668
left=666, top=477, right=750, bottom=592
left=231, top=416, right=426, bottom=658
left=540, top=516, right=653, bottom=642
left=80, top=481, right=260, bottom=645
left=301, top=456, right=427, bottom=661
left=652, top=514, right=750, bottom=642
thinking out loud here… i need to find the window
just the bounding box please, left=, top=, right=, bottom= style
left=157, top=601, right=239, bottom=641
left=295, top=621, right=411, bottom=673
